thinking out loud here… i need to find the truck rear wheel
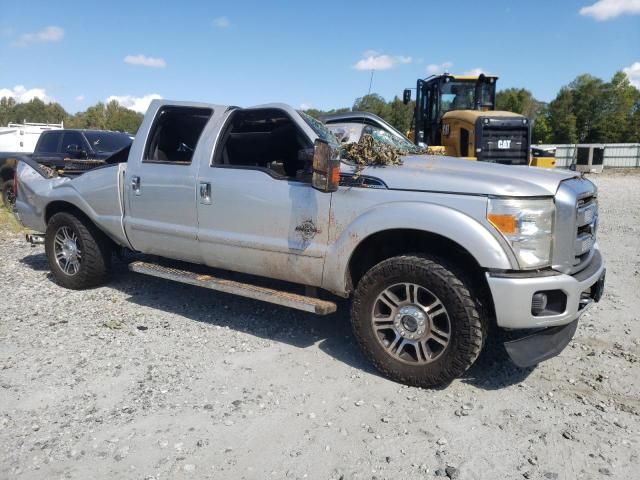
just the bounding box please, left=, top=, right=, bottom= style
left=351, top=254, right=485, bottom=388
left=2, top=180, right=15, bottom=209
left=45, top=212, right=112, bottom=289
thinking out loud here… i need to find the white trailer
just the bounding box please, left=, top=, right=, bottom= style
left=0, top=121, right=64, bottom=153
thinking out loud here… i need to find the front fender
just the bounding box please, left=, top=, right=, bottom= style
left=322, top=200, right=516, bottom=294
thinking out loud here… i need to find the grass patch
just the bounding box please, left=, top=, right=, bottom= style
left=0, top=207, right=24, bottom=235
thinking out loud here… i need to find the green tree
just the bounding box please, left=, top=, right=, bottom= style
left=597, top=71, right=640, bottom=142
left=387, top=96, right=414, bottom=134
left=496, top=88, right=540, bottom=118
left=548, top=87, right=578, bottom=143
left=104, top=100, right=144, bottom=133
left=568, top=74, right=605, bottom=142
left=532, top=107, right=552, bottom=144
left=352, top=94, right=391, bottom=120
left=0, top=97, right=17, bottom=125
left=9, top=98, right=68, bottom=124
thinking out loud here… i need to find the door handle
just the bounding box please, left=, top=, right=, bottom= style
left=199, top=182, right=212, bottom=204
left=131, top=175, right=141, bottom=196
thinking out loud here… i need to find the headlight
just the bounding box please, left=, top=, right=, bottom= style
left=487, top=198, right=554, bottom=269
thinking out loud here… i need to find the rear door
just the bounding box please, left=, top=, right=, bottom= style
left=123, top=105, right=214, bottom=262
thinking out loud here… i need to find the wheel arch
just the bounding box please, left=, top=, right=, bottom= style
left=347, top=228, right=484, bottom=289
left=44, top=200, right=118, bottom=248
left=0, top=164, right=16, bottom=182
left=322, top=201, right=514, bottom=294
left=45, top=200, right=91, bottom=225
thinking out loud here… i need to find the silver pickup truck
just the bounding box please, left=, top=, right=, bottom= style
left=14, top=100, right=606, bottom=388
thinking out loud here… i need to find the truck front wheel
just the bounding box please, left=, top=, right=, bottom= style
left=45, top=212, right=112, bottom=289
left=351, top=254, right=486, bottom=388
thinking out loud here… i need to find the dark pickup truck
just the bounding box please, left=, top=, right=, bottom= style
left=1, top=129, right=133, bottom=207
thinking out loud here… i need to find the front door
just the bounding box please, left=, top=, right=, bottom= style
left=196, top=108, right=331, bottom=287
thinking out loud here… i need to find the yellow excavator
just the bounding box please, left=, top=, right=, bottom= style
left=403, top=74, right=555, bottom=168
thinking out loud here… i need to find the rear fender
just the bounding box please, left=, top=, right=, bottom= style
left=15, top=160, right=130, bottom=247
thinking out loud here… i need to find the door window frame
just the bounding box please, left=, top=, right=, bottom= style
left=60, top=131, right=86, bottom=154
left=209, top=108, right=314, bottom=183
left=143, top=106, right=214, bottom=166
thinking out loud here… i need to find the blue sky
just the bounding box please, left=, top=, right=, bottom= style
left=0, top=0, right=639, bottom=114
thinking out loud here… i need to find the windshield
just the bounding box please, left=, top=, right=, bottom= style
left=361, top=125, right=423, bottom=154
left=84, top=132, right=133, bottom=153
left=299, top=111, right=340, bottom=148
left=440, top=80, right=494, bottom=113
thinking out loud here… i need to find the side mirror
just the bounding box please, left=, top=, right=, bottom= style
left=403, top=89, right=411, bottom=105
left=311, top=139, right=340, bottom=193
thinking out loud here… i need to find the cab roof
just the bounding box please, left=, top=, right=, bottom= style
left=426, top=74, right=499, bottom=82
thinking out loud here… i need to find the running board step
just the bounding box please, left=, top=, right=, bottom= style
left=128, top=261, right=337, bottom=315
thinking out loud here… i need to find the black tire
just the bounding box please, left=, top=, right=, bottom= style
left=351, top=254, right=486, bottom=388
left=2, top=179, right=15, bottom=209
left=45, top=212, right=112, bottom=289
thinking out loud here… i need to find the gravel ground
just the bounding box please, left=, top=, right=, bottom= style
left=1, top=171, right=638, bottom=480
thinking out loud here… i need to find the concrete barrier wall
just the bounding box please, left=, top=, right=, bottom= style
left=537, top=144, right=640, bottom=168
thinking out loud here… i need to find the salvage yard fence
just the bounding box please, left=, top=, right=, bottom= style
left=537, top=143, right=640, bottom=168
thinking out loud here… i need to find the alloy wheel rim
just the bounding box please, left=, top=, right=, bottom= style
left=371, top=283, right=451, bottom=365
left=53, top=226, right=82, bottom=275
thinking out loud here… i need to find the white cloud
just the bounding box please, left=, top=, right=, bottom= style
left=124, top=54, right=167, bottom=68
left=353, top=52, right=413, bottom=71
left=0, top=85, right=51, bottom=102
left=12, top=26, right=64, bottom=47
left=106, top=94, right=162, bottom=113
left=75, top=95, right=85, bottom=102
left=299, top=103, right=312, bottom=111
left=426, top=61, right=453, bottom=75
left=623, top=61, right=640, bottom=88
left=580, top=0, right=640, bottom=20
left=213, top=16, right=230, bottom=28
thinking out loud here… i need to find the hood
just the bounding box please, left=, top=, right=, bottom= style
left=343, top=155, right=578, bottom=197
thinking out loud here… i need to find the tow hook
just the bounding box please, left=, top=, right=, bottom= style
left=25, top=233, right=45, bottom=246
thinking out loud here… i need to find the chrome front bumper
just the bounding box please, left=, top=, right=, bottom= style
left=486, top=248, right=605, bottom=329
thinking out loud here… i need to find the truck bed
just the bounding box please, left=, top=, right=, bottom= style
left=14, top=159, right=129, bottom=247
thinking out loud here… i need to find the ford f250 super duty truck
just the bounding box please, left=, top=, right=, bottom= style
left=13, top=100, right=606, bottom=388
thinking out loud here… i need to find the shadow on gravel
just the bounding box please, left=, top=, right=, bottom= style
left=461, top=342, right=535, bottom=390
left=19, top=252, right=50, bottom=271
left=20, top=251, right=534, bottom=389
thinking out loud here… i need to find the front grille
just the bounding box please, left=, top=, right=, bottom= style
left=573, top=195, right=597, bottom=268
left=553, top=178, right=598, bottom=275
left=477, top=124, right=529, bottom=165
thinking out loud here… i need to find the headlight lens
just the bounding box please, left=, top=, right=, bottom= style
left=487, top=198, right=554, bottom=269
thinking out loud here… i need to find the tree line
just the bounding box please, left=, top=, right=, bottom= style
left=0, top=97, right=143, bottom=134
left=307, top=71, right=640, bottom=144
left=1, top=70, right=639, bottom=144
